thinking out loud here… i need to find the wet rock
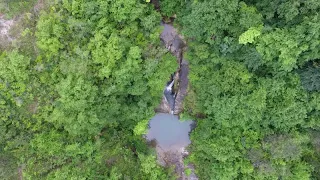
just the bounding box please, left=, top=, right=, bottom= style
left=174, top=59, right=189, bottom=114
left=160, top=23, right=177, bottom=48
left=160, top=23, right=186, bottom=57
left=155, top=96, right=171, bottom=113
left=171, top=36, right=186, bottom=54
left=159, top=22, right=189, bottom=115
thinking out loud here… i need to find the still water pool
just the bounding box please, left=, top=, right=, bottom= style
left=146, top=113, right=194, bottom=151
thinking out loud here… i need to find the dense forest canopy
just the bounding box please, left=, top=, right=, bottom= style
left=160, top=0, right=320, bottom=179
left=1, top=0, right=176, bottom=179
left=1, top=0, right=320, bottom=179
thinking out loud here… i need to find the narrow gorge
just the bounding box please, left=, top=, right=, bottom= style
left=146, top=21, right=198, bottom=180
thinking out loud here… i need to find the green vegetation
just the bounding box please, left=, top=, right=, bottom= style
left=0, top=0, right=38, bottom=18
left=160, top=0, right=320, bottom=179
left=0, top=0, right=176, bottom=179
left=2, top=0, right=320, bottom=179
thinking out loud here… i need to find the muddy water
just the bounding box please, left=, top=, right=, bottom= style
left=146, top=113, right=193, bottom=151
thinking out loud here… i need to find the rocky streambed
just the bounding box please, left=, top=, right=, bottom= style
left=146, top=22, right=198, bottom=180
left=156, top=22, right=189, bottom=115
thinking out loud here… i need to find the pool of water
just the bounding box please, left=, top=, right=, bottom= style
left=146, top=113, right=194, bottom=151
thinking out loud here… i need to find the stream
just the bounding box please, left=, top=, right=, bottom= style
left=145, top=22, right=198, bottom=180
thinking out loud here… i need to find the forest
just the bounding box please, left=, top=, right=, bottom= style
left=1, top=0, right=320, bottom=179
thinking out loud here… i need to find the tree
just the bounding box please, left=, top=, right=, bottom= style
left=299, top=66, right=320, bottom=92
left=174, top=0, right=320, bottom=179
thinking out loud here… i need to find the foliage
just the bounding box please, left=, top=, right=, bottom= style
left=0, top=0, right=175, bottom=179
left=2, top=0, right=320, bottom=179
left=134, top=119, right=149, bottom=135
left=159, top=0, right=185, bottom=17
left=0, top=151, right=19, bottom=180
left=299, top=66, right=320, bottom=91
left=239, top=26, right=262, bottom=44
left=161, top=0, right=320, bottom=179
left=0, top=0, right=37, bottom=18
left=185, top=168, right=192, bottom=176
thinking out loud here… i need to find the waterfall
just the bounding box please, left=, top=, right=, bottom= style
left=164, top=79, right=175, bottom=114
